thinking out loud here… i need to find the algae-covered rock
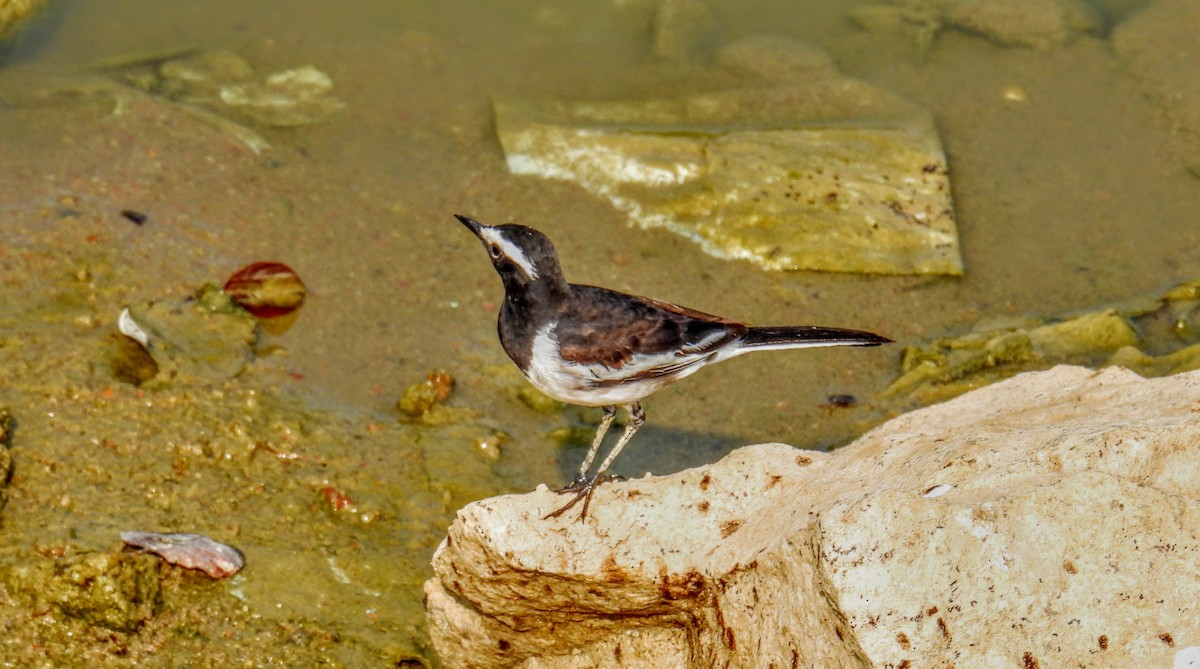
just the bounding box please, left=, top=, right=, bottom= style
left=397, top=369, right=475, bottom=426
left=516, top=386, right=564, bottom=413
left=112, top=284, right=257, bottom=385
left=219, top=66, right=346, bottom=127
left=885, top=280, right=1200, bottom=403
left=496, top=82, right=961, bottom=276
left=850, top=0, right=1099, bottom=50
left=3, top=551, right=162, bottom=633
left=101, top=49, right=345, bottom=128
left=0, top=406, right=10, bottom=513
left=0, top=0, right=47, bottom=43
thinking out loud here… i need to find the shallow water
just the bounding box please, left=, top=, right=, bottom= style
left=2, top=0, right=1198, bottom=664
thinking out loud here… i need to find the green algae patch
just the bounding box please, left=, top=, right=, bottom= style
left=0, top=0, right=46, bottom=43
left=114, top=284, right=258, bottom=385
left=495, top=81, right=962, bottom=276
left=0, top=406, right=10, bottom=511
left=3, top=551, right=163, bottom=633
left=885, top=281, right=1200, bottom=404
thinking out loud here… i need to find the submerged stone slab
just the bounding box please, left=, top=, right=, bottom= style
left=495, top=82, right=962, bottom=276
left=884, top=278, right=1200, bottom=404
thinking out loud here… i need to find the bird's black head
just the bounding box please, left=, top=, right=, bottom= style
left=456, top=215, right=567, bottom=294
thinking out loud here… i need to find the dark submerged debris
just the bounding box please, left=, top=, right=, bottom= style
left=825, top=394, right=858, bottom=408
left=120, top=209, right=148, bottom=225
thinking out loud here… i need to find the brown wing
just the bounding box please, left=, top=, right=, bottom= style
left=556, top=285, right=747, bottom=369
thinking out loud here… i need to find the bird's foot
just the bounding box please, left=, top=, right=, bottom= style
left=545, top=473, right=618, bottom=521
left=555, top=473, right=591, bottom=495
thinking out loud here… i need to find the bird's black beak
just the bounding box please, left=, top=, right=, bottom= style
left=455, top=214, right=484, bottom=238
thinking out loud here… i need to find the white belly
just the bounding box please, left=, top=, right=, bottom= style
left=523, top=324, right=710, bottom=407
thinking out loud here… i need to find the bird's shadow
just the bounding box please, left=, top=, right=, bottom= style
left=551, top=422, right=748, bottom=484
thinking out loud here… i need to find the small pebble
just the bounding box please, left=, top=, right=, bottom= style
left=825, top=394, right=857, bottom=408
left=120, top=209, right=148, bottom=225
left=472, top=433, right=504, bottom=461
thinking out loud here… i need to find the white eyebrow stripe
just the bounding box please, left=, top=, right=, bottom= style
left=479, top=227, right=538, bottom=280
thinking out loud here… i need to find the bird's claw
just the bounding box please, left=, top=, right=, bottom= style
left=555, top=473, right=591, bottom=495
left=545, top=473, right=617, bottom=521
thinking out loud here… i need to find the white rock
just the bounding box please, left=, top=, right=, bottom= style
left=425, top=365, right=1200, bottom=667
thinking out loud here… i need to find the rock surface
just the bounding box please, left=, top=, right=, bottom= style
left=425, top=365, right=1200, bottom=667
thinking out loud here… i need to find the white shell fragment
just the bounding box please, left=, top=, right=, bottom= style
left=923, top=483, right=955, bottom=498
left=117, top=307, right=151, bottom=347
left=120, top=531, right=245, bottom=579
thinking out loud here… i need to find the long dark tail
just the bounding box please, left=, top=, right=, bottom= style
left=740, top=325, right=892, bottom=350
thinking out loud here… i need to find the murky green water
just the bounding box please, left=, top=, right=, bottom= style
left=1, top=0, right=1197, bottom=665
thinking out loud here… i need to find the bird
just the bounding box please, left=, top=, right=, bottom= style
left=455, top=214, right=892, bottom=520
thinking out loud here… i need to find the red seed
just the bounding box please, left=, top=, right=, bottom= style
left=223, top=262, right=306, bottom=318
left=426, top=369, right=455, bottom=401
left=320, top=486, right=355, bottom=511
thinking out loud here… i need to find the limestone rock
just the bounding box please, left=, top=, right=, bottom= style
left=425, top=366, right=1200, bottom=667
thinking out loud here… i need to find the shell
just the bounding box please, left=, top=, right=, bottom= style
left=120, top=531, right=245, bottom=579
left=223, top=262, right=307, bottom=318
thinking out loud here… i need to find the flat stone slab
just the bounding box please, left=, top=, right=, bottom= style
left=495, top=81, right=962, bottom=276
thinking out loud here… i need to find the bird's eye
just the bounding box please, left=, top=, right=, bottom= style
left=489, top=245, right=502, bottom=259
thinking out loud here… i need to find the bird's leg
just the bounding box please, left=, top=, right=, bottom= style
left=545, top=403, right=644, bottom=521
left=557, top=405, right=616, bottom=493
left=588, top=403, right=643, bottom=483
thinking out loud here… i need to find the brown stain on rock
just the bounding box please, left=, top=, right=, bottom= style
left=657, top=564, right=706, bottom=601
left=1098, top=634, right=1108, bottom=650
left=1159, top=632, right=1175, bottom=647
left=896, top=631, right=911, bottom=650
left=1022, top=652, right=1039, bottom=669
left=601, top=554, right=628, bottom=584
left=1063, top=560, right=1077, bottom=574
left=700, top=473, right=711, bottom=491
left=719, top=519, right=744, bottom=538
